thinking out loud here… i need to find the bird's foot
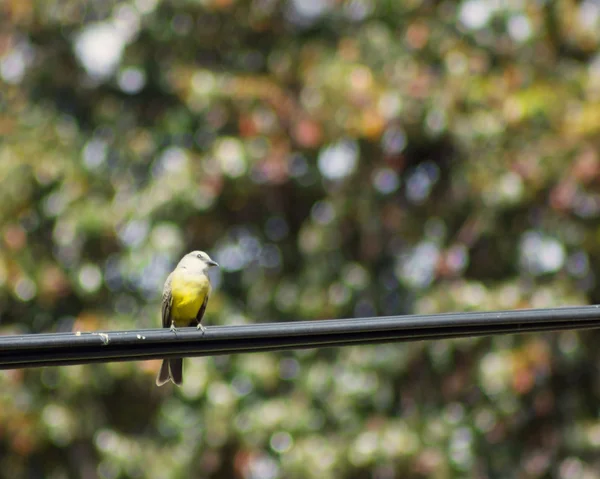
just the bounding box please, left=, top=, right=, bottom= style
left=170, top=323, right=177, bottom=333
left=197, top=323, right=206, bottom=335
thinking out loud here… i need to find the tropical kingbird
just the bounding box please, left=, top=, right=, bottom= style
left=156, top=250, right=219, bottom=386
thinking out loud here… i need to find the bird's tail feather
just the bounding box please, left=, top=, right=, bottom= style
left=168, top=358, right=183, bottom=385
left=155, top=358, right=184, bottom=386
left=156, top=359, right=171, bottom=386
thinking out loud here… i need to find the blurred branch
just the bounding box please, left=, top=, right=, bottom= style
left=1, top=306, right=600, bottom=370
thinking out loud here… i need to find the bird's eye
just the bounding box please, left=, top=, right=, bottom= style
left=197, top=254, right=202, bottom=259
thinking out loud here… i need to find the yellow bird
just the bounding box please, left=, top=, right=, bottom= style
left=156, top=250, right=219, bottom=386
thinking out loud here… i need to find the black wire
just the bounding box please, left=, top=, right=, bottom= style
left=1, top=305, right=599, bottom=370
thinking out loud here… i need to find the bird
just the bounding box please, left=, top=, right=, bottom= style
left=156, top=250, right=219, bottom=387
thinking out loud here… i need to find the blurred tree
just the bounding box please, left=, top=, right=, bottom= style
left=2, top=0, right=600, bottom=477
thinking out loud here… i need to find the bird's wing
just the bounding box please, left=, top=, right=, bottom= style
left=195, top=294, right=209, bottom=325
left=162, top=272, right=174, bottom=328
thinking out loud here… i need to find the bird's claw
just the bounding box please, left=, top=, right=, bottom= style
left=170, top=323, right=177, bottom=332
left=197, top=323, right=206, bottom=335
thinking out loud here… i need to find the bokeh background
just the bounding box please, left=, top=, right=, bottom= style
left=2, top=0, right=600, bottom=477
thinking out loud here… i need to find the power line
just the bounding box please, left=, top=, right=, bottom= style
left=1, top=305, right=600, bottom=370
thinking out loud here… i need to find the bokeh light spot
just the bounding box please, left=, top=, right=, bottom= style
left=270, top=431, right=293, bottom=454
left=318, top=139, right=359, bottom=180
left=14, top=277, right=37, bottom=302
left=372, top=168, right=400, bottom=194
left=79, top=264, right=103, bottom=294
left=117, top=67, right=146, bottom=94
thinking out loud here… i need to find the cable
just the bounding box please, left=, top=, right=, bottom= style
left=0, top=305, right=599, bottom=370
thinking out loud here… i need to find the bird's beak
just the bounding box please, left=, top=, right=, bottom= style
left=207, top=260, right=219, bottom=268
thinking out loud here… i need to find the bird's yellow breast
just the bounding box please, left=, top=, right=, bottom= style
left=170, top=272, right=211, bottom=327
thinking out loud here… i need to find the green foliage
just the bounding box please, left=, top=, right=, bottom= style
left=2, top=0, right=600, bottom=477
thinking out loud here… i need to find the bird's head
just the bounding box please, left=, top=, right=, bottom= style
left=177, top=250, right=219, bottom=272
